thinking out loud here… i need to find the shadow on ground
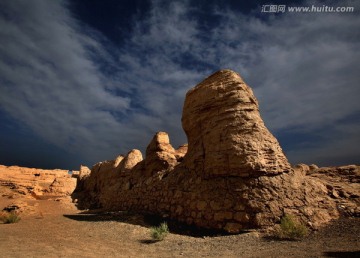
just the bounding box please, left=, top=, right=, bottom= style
left=63, top=210, right=241, bottom=237
left=323, top=251, right=360, bottom=257
left=138, top=239, right=160, bottom=245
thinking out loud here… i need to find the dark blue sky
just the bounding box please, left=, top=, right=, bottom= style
left=0, top=0, right=359, bottom=170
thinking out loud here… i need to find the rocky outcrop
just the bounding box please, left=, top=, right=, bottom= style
left=48, top=177, right=77, bottom=196
left=0, top=165, right=77, bottom=198
left=182, top=70, right=291, bottom=178
left=116, top=150, right=143, bottom=174
left=174, top=144, right=188, bottom=161
left=78, top=132, right=184, bottom=208
left=306, top=165, right=360, bottom=217
left=79, top=165, right=91, bottom=180
left=76, top=69, right=356, bottom=233
left=144, top=132, right=179, bottom=177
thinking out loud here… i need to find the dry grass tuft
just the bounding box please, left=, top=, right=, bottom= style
left=0, top=211, right=21, bottom=224
left=150, top=222, right=169, bottom=241
left=275, top=214, right=308, bottom=240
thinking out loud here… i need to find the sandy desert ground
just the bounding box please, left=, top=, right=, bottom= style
left=1, top=193, right=359, bottom=258
left=1, top=163, right=359, bottom=257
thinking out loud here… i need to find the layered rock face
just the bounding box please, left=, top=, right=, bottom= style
left=0, top=165, right=78, bottom=217
left=0, top=165, right=77, bottom=198
left=78, top=133, right=186, bottom=209
left=305, top=164, right=360, bottom=217
left=182, top=70, right=291, bottom=177
left=76, top=69, right=348, bottom=232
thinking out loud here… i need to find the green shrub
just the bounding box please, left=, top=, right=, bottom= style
left=276, top=214, right=308, bottom=240
left=150, top=222, right=169, bottom=241
left=0, top=211, right=21, bottom=224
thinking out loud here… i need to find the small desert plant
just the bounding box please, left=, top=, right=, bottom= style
left=276, top=214, right=308, bottom=240
left=0, top=211, right=21, bottom=224
left=150, top=222, right=169, bottom=241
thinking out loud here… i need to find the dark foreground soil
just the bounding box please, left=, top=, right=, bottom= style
left=0, top=196, right=359, bottom=258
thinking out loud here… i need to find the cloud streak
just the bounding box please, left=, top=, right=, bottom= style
left=0, top=0, right=132, bottom=163
left=0, top=0, right=359, bottom=167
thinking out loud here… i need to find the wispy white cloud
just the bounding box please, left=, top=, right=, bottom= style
left=245, top=10, right=360, bottom=131
left=0, top=0, right=131, bottom=162
left=0, top=0, right=359, bottom=167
